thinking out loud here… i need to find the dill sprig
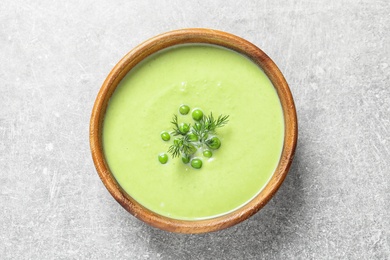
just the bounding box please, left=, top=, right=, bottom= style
left=167, top=141, right=181, bottom=158
left=203, top=113, right=229, bottom=134
left=170, top=115, right=182, bottom=136
left=159, top=104, right=230, bottom=170
left=167, top=135, right=195, bottom=158
left=167, top=111, right=229, bottom=159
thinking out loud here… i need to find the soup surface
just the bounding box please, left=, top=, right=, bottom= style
left=103, top=44, right=284, bottom=220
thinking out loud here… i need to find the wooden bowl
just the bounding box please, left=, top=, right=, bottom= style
left=90, top=28, right=297, bottom=233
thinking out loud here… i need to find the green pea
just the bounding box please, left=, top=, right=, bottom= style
left=158, top=153, right=168, bottom=164
left=179, top=123, right=190, bottom=134
left=187, top=132, right=198, bottom=142
left=160, top=131, right=170, bottom=141
left=206, top=137, right=221, bottom=150
left=182, top=155, right=190, bottom=164
left=179, top=104, right=190, bottom=115
left=191, top=158, right=203, bottom=169
left=192, top=109, right=203, bottom=121
left=203, top=149, right=212, bottom=158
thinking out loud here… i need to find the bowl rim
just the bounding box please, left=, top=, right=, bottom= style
left=90, top=28, right=298, bottom=234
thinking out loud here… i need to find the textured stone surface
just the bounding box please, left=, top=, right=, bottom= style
left=1, top=0, right=389, bottom=259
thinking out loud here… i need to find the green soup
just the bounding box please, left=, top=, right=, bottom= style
left=103, top=44, right=284, bottom=220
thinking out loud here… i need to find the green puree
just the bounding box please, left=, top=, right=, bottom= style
left=103, top=44, right=284, bottom=220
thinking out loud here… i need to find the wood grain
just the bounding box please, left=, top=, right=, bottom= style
left=89, top=28, right=298, bottom=234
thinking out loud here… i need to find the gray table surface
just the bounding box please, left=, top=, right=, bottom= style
left=1, top=0, right=389, bottom=259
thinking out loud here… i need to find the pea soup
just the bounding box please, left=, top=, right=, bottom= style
left=103, top=44, right=284, bottom=220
